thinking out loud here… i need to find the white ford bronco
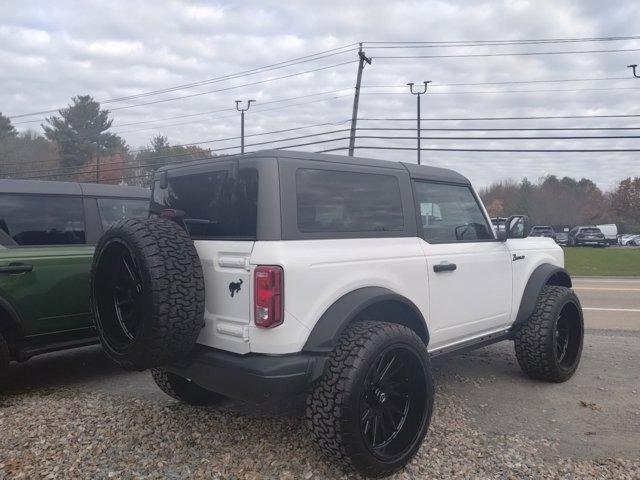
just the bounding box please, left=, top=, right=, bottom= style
left=90, top=150, right=584, bottom=477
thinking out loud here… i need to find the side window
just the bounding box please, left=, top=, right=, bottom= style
left=0, top=194, right=85, bottom=246
left=296, top=168, right=404, bottom=233
left=413, top=182, right=493, bottom=243
left=97, top=198, right=149, bottom=230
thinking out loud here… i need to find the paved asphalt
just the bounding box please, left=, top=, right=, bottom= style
left=573, top=276, right=640, bottom=331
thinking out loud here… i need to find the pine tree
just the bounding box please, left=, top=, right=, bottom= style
left=0, top=112, right=17, bottom=139
left=42, top=95, right=125, bottom=167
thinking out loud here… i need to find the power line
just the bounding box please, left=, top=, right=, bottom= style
left=351, top=145, right=640, bottom=153
left=20, top=136, right=351, bottom=180
left=105, top=60, right=357, bottom=112
left=363, top=76, right=633, bottom=88
left=358, top=113, right=640, bottom=121
left=0, top=120, right=352, bottom=171
left=7, top=44, right=359, bottom=119
left=374, top=47, right=640, bottom=59
left=360, top=86, right=640, bottom=95
left=358, top=126, right=640, bottom=131
left=114, top=92, right=353, bottom=135
left=363, top=35, right=640, bottom=45
left=355, top=134, right=640, bottom=140
left=7, top=129, right=350, bottom=177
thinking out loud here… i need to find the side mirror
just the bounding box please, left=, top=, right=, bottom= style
left=505, top=215, right=530, bottom=240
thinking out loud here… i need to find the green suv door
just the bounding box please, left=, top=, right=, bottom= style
left=0, top=245, right=94, bottom=335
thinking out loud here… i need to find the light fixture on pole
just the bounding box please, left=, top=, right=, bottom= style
left=235, top=99, right=256, bottom=154
left=407, top=81, right=431, bottom=165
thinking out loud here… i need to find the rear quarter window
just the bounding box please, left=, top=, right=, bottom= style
left=152, top=168, right=258, bottom=239
left=295, top=168, right=404, bottom=233
left=97, top=198, right=149, bottom=230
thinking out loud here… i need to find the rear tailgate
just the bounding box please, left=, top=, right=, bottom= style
left=195, top=240, right=254, bottom=354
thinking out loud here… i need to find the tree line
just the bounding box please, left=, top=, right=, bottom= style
left=480, top=175, right=640, bottom=233
left=0, top=95, right=211, bottom=185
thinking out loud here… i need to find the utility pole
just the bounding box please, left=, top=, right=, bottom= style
left=95, top=144, right=100, bottom=183
left=235, top=99, right=255, bottom=154
left=628, top=64, right=640, bottom=78
left=348, top=43, right=372, bottom=157
left=407, top=81, right=431, bottom=165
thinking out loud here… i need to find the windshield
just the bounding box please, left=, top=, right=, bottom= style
left=581, top=228, right=602, bottom=234
left=152, top=168, right=258, bottom=240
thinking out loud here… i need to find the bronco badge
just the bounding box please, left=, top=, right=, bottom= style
left=229, top=279, right=243, bottom=297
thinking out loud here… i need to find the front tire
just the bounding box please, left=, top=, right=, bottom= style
left=306, top=321, right=434, bottom=478
left=151, top=368, right=227, bottom=406
left=514, top=285, right=584, bottom=382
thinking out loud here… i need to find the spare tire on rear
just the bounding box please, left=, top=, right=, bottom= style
left=90, top=217, right=205, bottom=370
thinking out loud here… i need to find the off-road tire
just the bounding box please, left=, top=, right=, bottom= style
left=0, top=332, right=10, bottom=385
left=151, top=368, right=226, bottom=406
left=514, top=285, right=584, bottom=382
left=90, top=217, right=205, bottom=371
left=306, top=321, right=434, bottom=478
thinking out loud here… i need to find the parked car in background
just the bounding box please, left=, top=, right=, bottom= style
left=555, top=232, right=569, bottom=246
left=596, top=224, right=618, bottom=246
left=0, top=180, right=149, bottom=383
left=529, top=225, right=556, bottom=239
left=619, top=234, right=640, bottom=246
left=568, top=226, right=607, bottom=247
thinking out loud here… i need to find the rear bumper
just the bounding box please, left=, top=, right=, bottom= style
left=165, top=345, right=328, bottom=403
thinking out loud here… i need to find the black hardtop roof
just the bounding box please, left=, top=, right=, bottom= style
left=157, top=149, right=470, bottom=184
left=0, top=178, right=149, bottom=198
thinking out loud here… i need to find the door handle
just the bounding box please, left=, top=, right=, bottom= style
left=0, top=263, right=33, bottom=274
left=433, top=262, right=457, bottom=273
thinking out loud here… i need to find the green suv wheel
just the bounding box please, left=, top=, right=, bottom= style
left=0, top=332, right=10, bottom=385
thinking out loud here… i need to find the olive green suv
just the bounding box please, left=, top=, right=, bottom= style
left=0, top=179, right=149, bottom=383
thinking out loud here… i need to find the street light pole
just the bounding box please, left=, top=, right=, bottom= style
left=407, top=81, right=431, bottom=165
left=235, top=99, right=255, bottom=154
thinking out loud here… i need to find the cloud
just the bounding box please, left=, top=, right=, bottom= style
left=1, top=0, right=639, bottom=189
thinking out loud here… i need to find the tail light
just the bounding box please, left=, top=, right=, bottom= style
left=254, top=266, right=284, bottom=328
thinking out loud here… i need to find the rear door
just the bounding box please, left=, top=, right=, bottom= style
left=413, top=181, right=513, bottom=350
left=0, top=194, right=92, bottom=335
left=151, top=166, right=259, bottom=354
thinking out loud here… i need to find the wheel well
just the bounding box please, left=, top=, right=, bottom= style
left=352, top=300, right=430, bottom=345
left=0, top=304, right=21, bottom=345
left=546, top=270, right=572, bottom=288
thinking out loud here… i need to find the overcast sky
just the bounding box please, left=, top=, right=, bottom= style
left=1, top=0, right=639, bottom=189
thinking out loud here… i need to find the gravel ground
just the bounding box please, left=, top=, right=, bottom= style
left=1, top=334, right=639, bottom=479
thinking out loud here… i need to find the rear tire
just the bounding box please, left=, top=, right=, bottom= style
left=306, top=321, right=434, bottom=478
left=151, top=368, right=226, bottom=406
left=90, top=218, right=205, bottom=371
left=0, top=332, right=10, bottom=386
left=514, top=285, right=584, bottom=382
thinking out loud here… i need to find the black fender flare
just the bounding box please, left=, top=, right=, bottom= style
left=302, top=287, right=429, bottom=354
left=512, top=263, right=572, bottom=329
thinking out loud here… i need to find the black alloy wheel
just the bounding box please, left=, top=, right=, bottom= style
left=96, top=239, right=145, bottom=350
left=359, top=346, right=427, bottom=461
left=554, top=302, right=582, bottom=369
left=307, top=321, right=434, bottom=478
